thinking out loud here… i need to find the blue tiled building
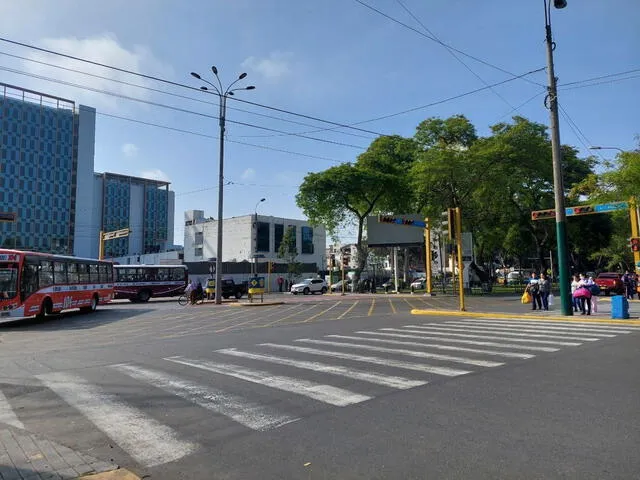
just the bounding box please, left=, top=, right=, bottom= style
left=0, top=83, right=174, bottom=259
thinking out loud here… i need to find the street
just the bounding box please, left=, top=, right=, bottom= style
left=1, top=296, right=639, bottom=479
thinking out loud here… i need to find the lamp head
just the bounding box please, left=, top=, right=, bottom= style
left=211, top=66, right=218, bottom=75
left=190, top=72, right=201, bottom=79
left=246, top=86, right=256, bottom=90
left=239, top=72, right=248, bottom=80
left=553, top=0, right=567, bottom=8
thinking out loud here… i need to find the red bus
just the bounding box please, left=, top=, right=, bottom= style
left=0, top=249, right=114, bottom=324
left=113, top=264, right=188, bottom=302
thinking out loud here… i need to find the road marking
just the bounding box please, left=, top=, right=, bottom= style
left=337, top=300, right=360, bottom=320
left=263, top=304, right=318, bottom=327
left=165, top=357, right=371, bottom=406
left=0, top=390, right=24, bottom=429
left=217, top=348, right=425, bottom=389
left=358, top=330, right=559, bottom=351
left=37, top=371, right=197, bottom=467
left=389, top=298, right=397, bottom=314
left=111, top=364, right=297, bottom=431
left=335, top=334, right=535, bottom=359
left=403, top=298, right=419, bottom=310
left=461, top=319, right=635, bottom=332
left=384, top=328, right=581, bottom=346
left=444, top=320, right=625, bottom=335
left=368, top=299, right=375, bottom=317
left=304, top=301, right=342, bottom=323
left=261, top=343, right=470, bottom=376
left=416, top=324, right=604, bottom=341
left=294, top=339, right=503, bottom=367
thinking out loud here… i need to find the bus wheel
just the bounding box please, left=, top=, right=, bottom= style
left=81, top=295, right=99, bottom=313
left=37, top=298, right=53, bottom=318
left=137, top=290, right=151, bottom=303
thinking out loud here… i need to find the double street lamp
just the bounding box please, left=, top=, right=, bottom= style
left=191, top=67, right=255, bottom=304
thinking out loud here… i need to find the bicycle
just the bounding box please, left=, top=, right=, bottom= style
left=178, top=292, right=204, bottom=306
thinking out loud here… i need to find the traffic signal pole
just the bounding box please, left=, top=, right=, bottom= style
left=630, top=197, right=640, bottom=271
left=424, top=218, right=432, bottom=295
left=454, top=208, right=465, bottom=311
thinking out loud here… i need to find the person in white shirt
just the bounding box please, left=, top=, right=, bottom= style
left=570, top=275, right=580, bottom=312
left=527, top=272, right=542, bottom=311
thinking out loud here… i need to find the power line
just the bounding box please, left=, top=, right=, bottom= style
left=0, top=64, right=366, bottom=149
left=86, top=108, right=347, bottom=164
left=0, top=36, right=386, bottom=137
left=559, top=73, right=640, bottom=91
left=556, top=103, right=604, bottom=161
left=0, top=49, right=377, bottom=141
left=558, top=68, right=640, bottom=87
left=394, top=0, right=518, bottom=111
left=353, top=0, right=545, bottom=87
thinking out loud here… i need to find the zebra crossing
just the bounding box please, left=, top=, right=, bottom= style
left=1, top=317, right=637, bottom=469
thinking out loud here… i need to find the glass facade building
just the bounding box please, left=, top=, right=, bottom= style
left=0, top=84, right=79, bottom=253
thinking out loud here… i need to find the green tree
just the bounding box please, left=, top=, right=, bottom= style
left=277, top=226, right=302, bottom=285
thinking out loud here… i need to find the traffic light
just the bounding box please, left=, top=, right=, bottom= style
left=572, top=205, right=595, bottom=216
left=630, top=237, right=640, bottom=252
left=441, top=208, right=456, bottom=240
left=342, top=255, right=350, bottom=268
left=329, top=254, right=335, bottom=268
left=531, top=209, right=556, bottom=221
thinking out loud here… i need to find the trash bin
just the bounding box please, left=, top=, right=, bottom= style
left=611, top=295, right=629, bottom=319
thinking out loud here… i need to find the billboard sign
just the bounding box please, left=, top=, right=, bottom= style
left=366, top=214, right=425, bottom=247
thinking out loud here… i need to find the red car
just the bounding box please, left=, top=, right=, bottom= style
left=594, top=272, right=624, bottom=296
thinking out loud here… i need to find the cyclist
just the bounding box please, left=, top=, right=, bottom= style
left=184, top=280, right=195, bottom=305
left=194, top=281, right=204, bottom=304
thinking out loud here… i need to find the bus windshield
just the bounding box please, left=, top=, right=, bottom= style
left=0, top=264, right=19, bottom=299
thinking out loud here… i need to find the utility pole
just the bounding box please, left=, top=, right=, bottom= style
left=544, top=0, right=572, bottom=315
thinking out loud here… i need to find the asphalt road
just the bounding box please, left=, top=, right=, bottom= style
left=1, top=295, right=639, bottom=479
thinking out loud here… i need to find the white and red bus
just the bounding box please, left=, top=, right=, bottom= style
left=113, top=264, right=188, bottom=302
left=0, top=249, right=114, bottom=323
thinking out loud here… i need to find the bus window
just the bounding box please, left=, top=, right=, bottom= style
left=77, top=263, right=89, bottom=283
left=89, top=264, right=99, bottom=283
left=170, top=268, right=186, bottom=281
left=21, top=262, right=39, bottom=301
left=157, top=268, right=169, bottom=281
left=98, top=264, right=109, bottom=283
left=53, top=262, right=67, bottom=284
left=0, top=263, right=18, bottom=299
left=39, top=260, right=54, bottom=288
left=144, top=268, right=157, bottom=281
left=67, top=262, right=79, bottom=283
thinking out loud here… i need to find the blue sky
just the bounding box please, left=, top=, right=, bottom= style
left=1, top=0, right=638, bottom=246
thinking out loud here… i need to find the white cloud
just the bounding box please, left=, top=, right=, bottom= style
left=139, top=169, right=171, bottom=183
left=18, top=34, right=173, bottom=112
left=241, top=168, right=256, bottom=180
left=122, top=143, right=139, bottom=158
left=241, top=52, right=293, bottom=80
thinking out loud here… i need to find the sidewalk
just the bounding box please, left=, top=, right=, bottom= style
left=0, top=423, right=138, bottom=480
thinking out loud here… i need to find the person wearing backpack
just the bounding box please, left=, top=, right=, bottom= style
left=526, top=272, right=542, bottom=311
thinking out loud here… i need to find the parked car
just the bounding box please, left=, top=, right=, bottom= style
left=330, top=279, right=351, bottom=293
left=205, top=278, right=248, bottom=299
left=291, top=278, right=327, bottom=295
left=594, top=272, right=624, bottom=296
left=410, top=278, right=426, bottom=291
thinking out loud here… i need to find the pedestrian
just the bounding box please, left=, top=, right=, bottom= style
left=277, top=276, right=284, bottom=293
left=622, top=270, right=633, bottom=299
left=526, top=272, right=542, bottom=311
left=539, top=273, right=551, bottom=311
left=575, top=274, right=593, bottom=315
left=570, top=274, right=580, bottom=312
left=185, top=279, right=195, bottom=305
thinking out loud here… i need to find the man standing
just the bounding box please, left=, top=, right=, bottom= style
left=277, top=276, right=284, bottom=293
left=527, top=272, right=542, bottom=311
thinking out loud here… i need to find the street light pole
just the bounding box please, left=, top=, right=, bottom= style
left=191, top=67, right=255, bottom=304
left=544, top=0, right=572, bottom=315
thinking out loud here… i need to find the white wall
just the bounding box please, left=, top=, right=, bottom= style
left=73, top=105, right=97, bottom=258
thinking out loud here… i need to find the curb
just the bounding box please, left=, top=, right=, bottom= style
left=77, top=469, right=141, bottom=479
left=229, top=301, right=286, bottom=307
left=410, top=309, right=640, bottom=326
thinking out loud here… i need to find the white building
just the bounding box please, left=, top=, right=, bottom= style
left=183, top=210, right=326, bottom=269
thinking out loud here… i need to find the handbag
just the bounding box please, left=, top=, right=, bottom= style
left=521, top=291, right=532, bottom=304
left=548, top=293, right=555, bottom=306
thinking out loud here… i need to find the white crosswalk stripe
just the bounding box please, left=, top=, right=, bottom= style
left=295, top=339, right=504, bottom=367
left=429, top=322, right=618, bottom=338
left=260, top=343, right=471, bottom=377
left=36, top=371, right=197, bottom=468
left=459, top=319, right=635, bottom=333
left=328, top=334, right=535, bottom=359
left=111, top=364, right=298, bottom=431
left=382, top=328, right=582, bottom=346
left=425, top=323, right=615, bottom=342
left=412, top=324, right=604, bottom=341
left=165, top=356, right=372, bottom=406
left=356, top=330, right=560, bottom=352
left=0, top=390, right=24, bottom=429
left=216, top=348, right=426, bottom=389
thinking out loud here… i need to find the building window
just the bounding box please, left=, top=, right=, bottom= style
left=194, top=247, right=203, bottom=257
left=256, top=222, right=270, bottom=252
left=194, top=231, right=203, bottom=245
left=301, top=226, right=314, bottom=254
left=274, top=224, right=284, bottom=252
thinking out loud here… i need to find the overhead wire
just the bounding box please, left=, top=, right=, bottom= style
left=394, top=0, right=518, bottom=111
left=353, top=0, right=545, bottom=87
